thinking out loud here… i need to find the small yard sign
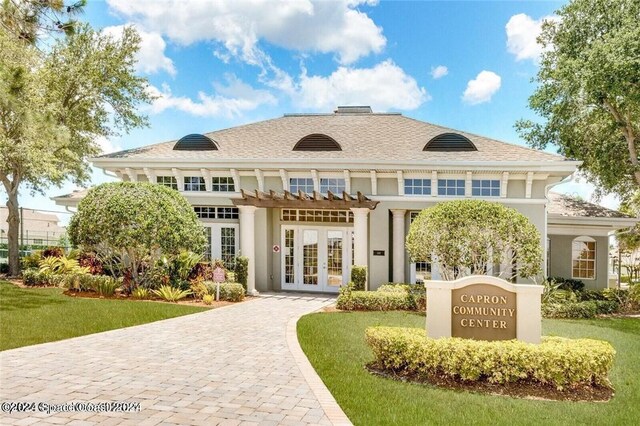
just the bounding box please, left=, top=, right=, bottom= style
left=213, top=267, right=225, bottom=301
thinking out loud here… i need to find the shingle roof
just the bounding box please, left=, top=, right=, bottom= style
left=96, top=113, right=567, bottom=163
left=547, top=192, right=634, bottom=219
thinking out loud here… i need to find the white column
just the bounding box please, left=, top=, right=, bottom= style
left=391, top=209, right=406, bottom=283
left=351, top=208, right=370, bottom=287
left=239, top=205, right=258, bottom=295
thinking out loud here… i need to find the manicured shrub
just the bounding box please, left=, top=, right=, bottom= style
left=365, top=327, right=615, bottom=390
left=22, top=268, right=50, bottom=286
left=594, top=300, right=620, bottom=315
left=337, top=290, right=414, bottom=311
left=579, top=289, right=608, bottom=301
left=407, top=200, right=542, bottom=281
left=542, top=301, right=598, bottom=319
left=350, top=265, right=367, bottom=290
left=219, top=282, right=245, bottom=302
left=235, top=256, right=248, bottom=290
left=68, top=182, right=206, bottom=288
left=152, top=285, right=192, bottom=303
left=378, top=282, right=427, bottom=311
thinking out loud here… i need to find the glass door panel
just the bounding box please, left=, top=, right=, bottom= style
left=326, top=230, right=344, bottom=287
left=302, top=230, right=319, bottom=286
left=284, top=229, right=295, bottom=285
left=220, top=227, right=237, bottom=269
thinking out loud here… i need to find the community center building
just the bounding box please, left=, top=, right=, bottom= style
left=53, top=106, right=637, bottom=294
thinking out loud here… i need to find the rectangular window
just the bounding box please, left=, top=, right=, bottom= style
left=404, top=179, right=431, bottom=196
left=320, top=178, right=345, bottom=194
left=194, top=206, right=239, bottom=219
left=281, top=209, right=353, bottom=223
left=184, top=176, right=206, bottom=191
left=289, top=178, right=314, bottom=194
left=212, top=176, right=235, bottom=192
left=410, top=211, right=431, bottom=282
left=572, top=239, right=596, bottom=279
left=220, top=227, right=237, bottom=268
left=472, top=179, right=500, bottom=197
left=437, top=179, right=465, bottom=196
left=156, top=176, right=178, bottom=190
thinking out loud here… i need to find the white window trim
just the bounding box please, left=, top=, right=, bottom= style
left=571, top=236, right=596, bottom=280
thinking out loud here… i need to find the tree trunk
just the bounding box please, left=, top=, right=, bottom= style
left=5, top=189, right=20, bottom=277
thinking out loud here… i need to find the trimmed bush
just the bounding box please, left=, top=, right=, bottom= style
left=337, top=290, right=414, bottom=311
left=219, top=282, right=245, bottom=302
left=204, top=281, right=246, bottom=302
left=21, top=268, right=64, bottom=286
left=351, top=266, right=367, bottom=290
left=235, top=256, right=248, bottom=290
left=378, top=282, right=427, bottom=311
left=365, top=327, right=615, bottom=390
left=542, top=301, right=598, bottom=319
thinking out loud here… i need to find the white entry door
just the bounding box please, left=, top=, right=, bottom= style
left=281, top=226, right=352, bottom=293
left=204, top=224, right=239, bottom=268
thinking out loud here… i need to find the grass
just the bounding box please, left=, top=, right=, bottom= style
left=0, top=281, right=207, bottom=351
left=298, top=311, right=640, bottom=426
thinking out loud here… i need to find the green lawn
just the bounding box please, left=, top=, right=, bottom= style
left=298, top=311, right=640, bottom=426
left=0, top=281, right=207, bottom=351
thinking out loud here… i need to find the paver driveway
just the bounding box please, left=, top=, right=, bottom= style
left=0, top=293, right=349, bottom=426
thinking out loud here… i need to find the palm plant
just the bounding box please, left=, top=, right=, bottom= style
left=152, top=285, right=191, bottom=303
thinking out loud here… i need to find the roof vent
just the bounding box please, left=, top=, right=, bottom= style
left=293, top=134, right=342, bottom=151
left=173, top=134, right=218, bottom=151
left=423, top=133, right=477, bottom=152
left=335, top=105, right=372, bottom=114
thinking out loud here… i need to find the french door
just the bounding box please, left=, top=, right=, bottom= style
left=204, top=224, right=239, bottom=268
left=281, top=226, right=353, bottom=293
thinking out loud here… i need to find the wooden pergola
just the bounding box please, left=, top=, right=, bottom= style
left=232, top=189, right=379, bottom=210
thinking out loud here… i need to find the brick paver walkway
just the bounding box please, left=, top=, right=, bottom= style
left=0, top=293, right=349, bottom=425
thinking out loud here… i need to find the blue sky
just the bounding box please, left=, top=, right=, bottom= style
left=12, top=0, right=619, bottom=222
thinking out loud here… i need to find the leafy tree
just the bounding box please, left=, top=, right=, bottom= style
left=68, top=182, right=206, bottom=289
left=406, top=200, right=542, bottom=281
left=0, top=23, right=151, bottom=276
left=516, top=0, right=640, bottom=201
left=617, top=191, right=640, bottom=251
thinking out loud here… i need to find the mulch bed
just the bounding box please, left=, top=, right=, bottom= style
left=366, top=363, right=614, bottom=402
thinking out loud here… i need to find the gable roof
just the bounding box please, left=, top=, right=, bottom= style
left=95, top=112, right=569, bottom=164
left=547, top=192, right=634, bottom=219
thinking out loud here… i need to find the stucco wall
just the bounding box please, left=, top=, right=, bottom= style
left=548, top=234, right=609, bottom=290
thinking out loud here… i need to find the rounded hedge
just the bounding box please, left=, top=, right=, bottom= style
left=68, top=182, right=205, bottom=256
left=406, top=200, right=542, bottom=280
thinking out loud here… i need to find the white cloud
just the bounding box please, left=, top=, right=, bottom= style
left=430, top=65, right=448, bottom=79
left=290, top=60, right=428, bottom=111
left=106, top=0, right=385, bottom=65
left=146, top=75, right=277, bottom=118
left=554, top=175, right=621, bottom=210
left=505, top=13, right=558, bottom=62
left=95, top=136, right=122, bottom=155
left=462, top=71, right=501, bottom=105
left=103, top=25, right=176, bottom=76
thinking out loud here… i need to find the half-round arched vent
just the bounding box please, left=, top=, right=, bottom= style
left=293, top=134, right=342, bottom=151
left=173, top=134, right=218, bottom=151
left=423, top=133, right=477, bottom=152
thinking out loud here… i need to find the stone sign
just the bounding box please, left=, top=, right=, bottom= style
left=451, top=284, right=516, bottom=341
left=425, top=275, right=543, bottom=344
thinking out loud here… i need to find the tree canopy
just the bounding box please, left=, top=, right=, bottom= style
left=516, top=0, right=640, bottom=201
left=0, top=20, right=151, bottom=275
left=68, top=182, right=206, bottom=287
left=406, top=200, right=542, bottom=281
